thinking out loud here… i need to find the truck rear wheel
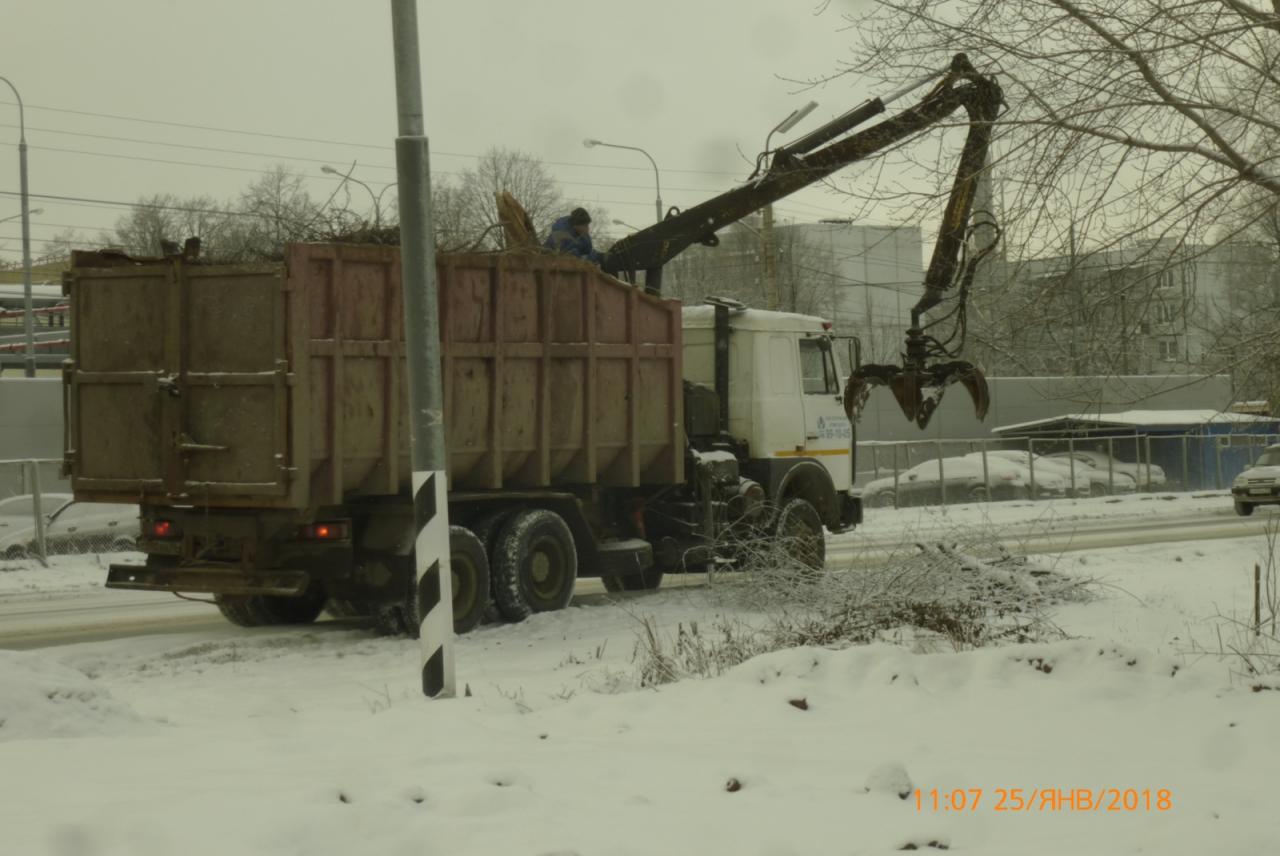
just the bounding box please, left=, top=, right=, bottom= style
left=773, top=497, right=826, bottom=574
left=492, top=509, right=578, bottom=621
left=471, top=509, right=515, bottom=624
left=215, top=588, right=327, bottom=627
left=371, top=526, right=492, bottom=636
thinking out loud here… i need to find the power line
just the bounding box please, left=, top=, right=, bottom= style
left=0, top=101, right=858, bottom=220
left=0, top=99, right=744, bottom=177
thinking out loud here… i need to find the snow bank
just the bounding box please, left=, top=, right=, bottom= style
left=0, top=650, right=149, bottom=742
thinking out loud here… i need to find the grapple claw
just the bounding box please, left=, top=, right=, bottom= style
left=843, top=361, right=989, bottom=429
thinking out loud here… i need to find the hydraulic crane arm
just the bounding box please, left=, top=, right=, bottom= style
left=601, top=53, right=1003, bottom=301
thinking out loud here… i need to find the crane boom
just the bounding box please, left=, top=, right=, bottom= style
left=601, top=53, right=1003, bottom=303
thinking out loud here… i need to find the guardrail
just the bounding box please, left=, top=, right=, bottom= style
left=856, top=432, right=1274, bottom=509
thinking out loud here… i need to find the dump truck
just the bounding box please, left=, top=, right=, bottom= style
left=64, top=245, right=857, bottom=631
left=63, top=54, right=1001, bottom=632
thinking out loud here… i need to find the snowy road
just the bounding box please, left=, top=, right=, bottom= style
left=1, top=492, right=1268, bottom=650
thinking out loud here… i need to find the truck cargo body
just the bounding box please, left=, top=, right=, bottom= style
left=65, top=244, right=857, bottom=631
left=66, top=243, right=682, bottom=508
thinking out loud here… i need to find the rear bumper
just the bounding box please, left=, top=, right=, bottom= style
left=107, top=562, right=310, bottom=597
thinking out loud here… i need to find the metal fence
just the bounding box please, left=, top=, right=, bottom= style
left=0, top=457, right=137, bottom=565
left=855, top=432, right=1278, bottom=509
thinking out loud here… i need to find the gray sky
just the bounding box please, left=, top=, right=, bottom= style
left=1, top=0, right=875, bottom=260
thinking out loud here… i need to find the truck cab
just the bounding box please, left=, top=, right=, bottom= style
left=681, top=303, right=859, bottom=533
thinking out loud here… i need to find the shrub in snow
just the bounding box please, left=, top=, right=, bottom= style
left=632, top=522, right=1095, bottom=686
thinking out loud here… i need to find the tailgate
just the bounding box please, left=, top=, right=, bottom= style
left=65, top=254, right=295, bottom=505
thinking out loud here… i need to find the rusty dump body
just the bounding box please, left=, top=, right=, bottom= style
left=64, top=243, right=684, bottom=510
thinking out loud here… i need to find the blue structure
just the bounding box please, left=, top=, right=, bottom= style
left=992, top=409, right=1280, bottom=491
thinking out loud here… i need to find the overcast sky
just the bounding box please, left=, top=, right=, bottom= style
left=1, top=0, right=878, bottom=260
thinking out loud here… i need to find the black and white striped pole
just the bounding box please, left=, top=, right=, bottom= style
left=391, top=0, right=454, bottom=698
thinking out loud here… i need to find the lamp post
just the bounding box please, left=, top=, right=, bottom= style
left=583, top=138, right=663, bottom=224
left=611, top=218, right=642, bottom=233
left=0, top=75, right=35, bottom=377
left=321, top=165, right=394, bottom=229
left=0, top=207, right=40, bottom=226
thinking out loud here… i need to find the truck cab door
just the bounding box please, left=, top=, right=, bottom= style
left=798, top=337, right=853, bottom=491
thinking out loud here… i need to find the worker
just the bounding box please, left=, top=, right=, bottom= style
left=544, top=207, right=603, bottom=265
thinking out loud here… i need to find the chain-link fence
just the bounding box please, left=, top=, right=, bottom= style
left=0, top=458, right=138, bottom=564
left=855, top=432, right=1279, bottom=509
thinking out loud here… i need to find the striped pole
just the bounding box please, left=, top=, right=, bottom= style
left=392, top=0, right=454, bottom=698
left=412, top=470, right=454, bottom=696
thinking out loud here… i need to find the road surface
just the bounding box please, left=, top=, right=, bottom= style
left=1, top=506, right=1271, bottom=651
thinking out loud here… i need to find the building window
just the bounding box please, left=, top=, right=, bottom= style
left=1154, top=301, right=1176, bottom=323
left=1156, top=268, right=1177, bottom=290
left=1157, top=338, right=1179, bottom=361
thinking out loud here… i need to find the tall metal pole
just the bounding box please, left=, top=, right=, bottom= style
left=761, top=203, right=779, bottom=310
left=1, top=76, right=35, bottom=378
left=390, top=0, right=454, bottom=699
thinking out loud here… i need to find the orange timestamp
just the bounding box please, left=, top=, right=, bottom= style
left=914, top=787, right=1173, bottom=813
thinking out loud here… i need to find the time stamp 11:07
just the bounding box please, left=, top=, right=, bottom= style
left=915, top=788, right=1173, bottom=813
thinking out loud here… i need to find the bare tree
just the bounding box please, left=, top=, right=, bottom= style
left=815, top=0, right=1280, bottom=389
left=108, top=193, right=233, bottom=256
left=452, top=147, right=565, bottom=250
left=219, top=165, right=323, bottom=261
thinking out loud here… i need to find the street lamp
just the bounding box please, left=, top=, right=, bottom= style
left=321, top=164, right=394, bottom=229
left=583, top=138, right=663, bottom=224
left=0, top=75, right=35, bottom=376
left=611, top=218, right=642, bottom=233
left=0, top=207, right=40, bottom=226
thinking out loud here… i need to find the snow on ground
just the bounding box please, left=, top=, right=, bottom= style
left=2, top=496, right=1280, bottom=855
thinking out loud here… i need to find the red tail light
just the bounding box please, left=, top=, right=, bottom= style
left=150, top=520, right=177, bottom=539
left=299, top=522, right=350, bottom=541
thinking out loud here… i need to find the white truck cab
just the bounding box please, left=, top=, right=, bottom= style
left=681, top=303, right=858, bottom=532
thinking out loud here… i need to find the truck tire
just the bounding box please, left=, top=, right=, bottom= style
left=602, top=566, right=665, bottom=593
left=215, top=588, right=327, bottom=627
left=371, top=526, right=492, bottom=636
left=1235, top=501, right=1256, bottom=517
left=471, top=509, right=515, bottom=624
left=772, top=497, right=826, bottom=574
left=491, top=508, right=578, bottom=621
left=447, top=526, right=491, bottom=634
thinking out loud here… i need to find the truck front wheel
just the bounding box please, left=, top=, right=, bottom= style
left=492, top=509, right=578, bottom=621
left=773, top=498, right=826, bottom=574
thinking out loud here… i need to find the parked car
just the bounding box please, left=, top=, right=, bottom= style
left=1046, top=450, right=1166, bottom=489
left=0, top=495, right=139, bottom=559
left=861, top=456, right=1068, bottom=508
left=978, top=450, right=1137, bottom=496
left=1231, top=444, right=1280, bottom=516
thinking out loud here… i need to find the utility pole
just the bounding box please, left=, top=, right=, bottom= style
left=761, top=203, right=779, bottom=311
left=390, top=0, right=454, bottom=699
left=0, top=76, right=35, bottom=377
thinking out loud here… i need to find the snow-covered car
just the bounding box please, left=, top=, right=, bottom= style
left=861, top=456, right=1068, bottom=508
left=0, top=495, right=139, bottom=559
left=1047, top=451, right=1166, bottom=489
left=978, top=450, right=1137, bottom=497
left=1231, top=445, right=1280, bottom=516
